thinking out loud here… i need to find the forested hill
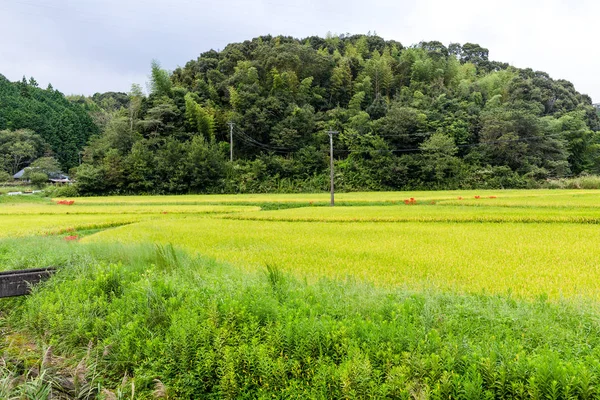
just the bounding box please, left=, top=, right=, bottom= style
left=0, top=75, right=98, bottom=172
left=76, top=34, right=600, bottom=194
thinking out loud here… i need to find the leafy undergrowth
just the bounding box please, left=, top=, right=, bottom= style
left=2, top=239, right=600, bottom=398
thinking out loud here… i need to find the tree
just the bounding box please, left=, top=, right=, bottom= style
left=26, top=156, right=62, bottom=178
left=0, top=170, right=11, bottom=182
left=149, top=60, right=172, bottom=97
left=65, top=34, right=600, bottom=194
left=128, top=84, right=144, bottom=133
left=29, top=171, right=48, bottom=188
left=74, top=164, right=105, bottom=194
left=460, top=43, right=489, bottom=64
left=184, top=93, right=215, bottom=141
left=420, top=132, right=461, bottom=184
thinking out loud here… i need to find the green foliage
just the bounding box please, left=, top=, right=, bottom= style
left=28, top=171, right=48, bottom=188
left=150, top=60, right=172, bottom=97
left=4, top=239, right=600, bottom=398
left=0, top=75, right=98, bottom=170
left=0, top=170, right=11, bottom=182
left=0, top=129, right=48, bottom=175
left=24, top=156, right=62, bottom=180
left=55, top=34, right=600, bottom=194
left=184, top=93, right=215, bottom=141
left=44, top=184, right=79, bottom=198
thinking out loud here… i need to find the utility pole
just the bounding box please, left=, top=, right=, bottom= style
left=227, top=122, right=234, bottom=162
left=327, top=130, right=339, bottom=206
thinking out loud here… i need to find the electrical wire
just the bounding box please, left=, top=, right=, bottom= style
left=232, top=123, right=568, bottom=156
left=232, top=125, right=300, bottom=153
left=335, top=132, right=567, bottom=154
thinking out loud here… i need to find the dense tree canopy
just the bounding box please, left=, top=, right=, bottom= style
left=0, top=75, right=98, bottom=173
left=8, top=34, right=600, bottom=193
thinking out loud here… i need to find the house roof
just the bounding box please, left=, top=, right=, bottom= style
left=13, top=169, right=69, bottom=180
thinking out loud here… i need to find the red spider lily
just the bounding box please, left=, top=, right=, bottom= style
left=64, top=235, right=78, bottom=241
left=161, top=211, right=168, bottom=214
left=56, top=200, right=75, bottom=205
left=404, top=198, right=417, bottom=205
left=474, top=196, right=481, bottom=199
left=489, top=196, right=497, bottom=199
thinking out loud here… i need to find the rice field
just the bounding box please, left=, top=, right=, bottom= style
left=56, top=189, right=600, bottom=206
left=5, top=189, right=600, bottom=298
left=0, top=202, right=260, bottom=215
left=5, top=189, right=600, bottom=397
left=83, top=217, right=600, bottom=299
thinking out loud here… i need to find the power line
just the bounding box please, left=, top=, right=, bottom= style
left=226, top=122, right=568, bottom=157
left=335, top=132, right=567, bottom=154
left=232, top=125, right=300, bottom=153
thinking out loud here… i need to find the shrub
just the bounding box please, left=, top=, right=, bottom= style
left=45, top=184, right=79, bottom=198
left=28, top=172, right=48, bottom=189
left=0, top=170, right=11, bottom=183
left=545, top=175, right=600, bottom=190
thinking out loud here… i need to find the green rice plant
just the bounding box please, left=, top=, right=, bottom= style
left=221, top=204, right=600, bottom=224
left=84, top=216, right=600, bottom=300
left=7, top=190, right=600, bottom=396
left=154, top=243, right=181, bottom=272
left=0, top=203, right=259, bottom=215
left=0, top=214, right=149, bottom=239
left=5, top=242, right=600, bottom=398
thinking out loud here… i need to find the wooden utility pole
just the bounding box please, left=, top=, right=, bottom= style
left=228, top=122, right=234, bottom=162
left=327, top=130, right=338, bottom=206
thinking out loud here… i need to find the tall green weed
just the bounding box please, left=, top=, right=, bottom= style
left=4, top=240, right=600, bottom=398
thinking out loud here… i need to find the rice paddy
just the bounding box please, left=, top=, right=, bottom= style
left=3, top=190, right=600, bottom=299
left=4, top=189, right=600, bottom=397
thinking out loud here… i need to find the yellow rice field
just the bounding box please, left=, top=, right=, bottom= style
left=4, top=189, right=600, bottom=299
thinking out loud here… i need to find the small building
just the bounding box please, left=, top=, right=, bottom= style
left=13, top=169, right=26, bottom=180
left=49, top=177, right=70, bottom=185
left=12, top=168, right=70, bottom=184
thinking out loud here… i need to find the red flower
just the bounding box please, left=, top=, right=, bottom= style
left=474, top=196, right=481, bottom=199
left=457, top=196, right=463, bottom=200
left=64, top=235, right=78, bottom=241
left=489, top=196, right=497, bottom=199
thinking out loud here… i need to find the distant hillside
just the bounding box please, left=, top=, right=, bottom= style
left=0, top=75, right=98, bottom=171
left=68, top=34, right=600, bottom=193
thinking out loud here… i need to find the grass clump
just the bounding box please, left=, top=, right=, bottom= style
left=3, top=240, right=600, bottom=398
left=546, top=175, right=600, bottom=189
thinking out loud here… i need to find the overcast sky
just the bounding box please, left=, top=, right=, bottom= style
left=1, top=0, right=598, bottom=102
